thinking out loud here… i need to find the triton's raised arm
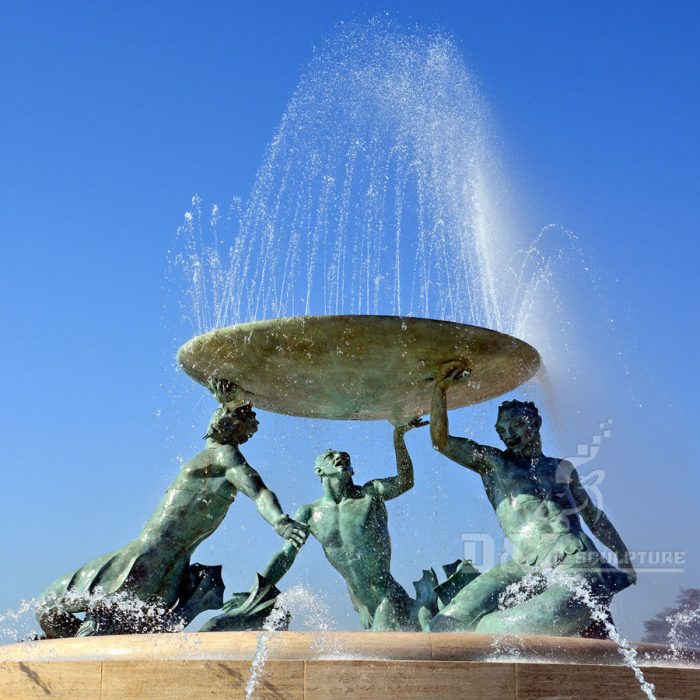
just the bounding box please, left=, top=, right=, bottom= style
left=366, top=418, right=427, bottom=500
left=430, top=361, right=500, bottom=475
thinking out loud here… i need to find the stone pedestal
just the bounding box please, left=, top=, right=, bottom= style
left=1, top=631, right=698, bottom=699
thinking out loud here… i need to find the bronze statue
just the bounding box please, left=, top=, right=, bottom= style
left=427, top=361, right=636, bottom=636
left=205, top=419, right=437, bottom=631
left=36, top=381, right=308, bottom=638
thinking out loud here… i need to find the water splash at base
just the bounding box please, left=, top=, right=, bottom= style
left=245, top=585, right=340, bottom=699
left=494, top=568, right=656, bottom=699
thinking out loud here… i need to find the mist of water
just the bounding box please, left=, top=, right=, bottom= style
left=245, top=585, right=340, bottom=699
left=667, top=605, right=700, bottom=658
left=170, top=21, right=615, bottom=437
left=0, top=587, right=189, bottom=646
left=173, top=21, right=532, bottom=335
left=0, top=599, right=40, bottom=645
left=496, top=568, right=656, bottom=700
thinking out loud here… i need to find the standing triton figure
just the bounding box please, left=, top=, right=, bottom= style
left=208, top=419, right=432, bottom=632
left=428, top=362, right=636, bottom=637
left=36, top=381, right=308, bottom=638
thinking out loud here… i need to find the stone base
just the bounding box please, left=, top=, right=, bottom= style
left=1, top=631, right=698, bottom=699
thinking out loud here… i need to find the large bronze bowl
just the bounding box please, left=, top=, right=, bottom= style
left=177, top=315, right=541, bottom=420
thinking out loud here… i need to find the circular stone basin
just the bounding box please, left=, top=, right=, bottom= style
left=177, top=315, right=541, bottom=420
left=1, top=632, right=698, bottom=699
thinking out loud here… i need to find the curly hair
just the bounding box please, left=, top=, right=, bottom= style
left=498, top=399, right=540, bottom=420
left=204, top=402, right=254, bottom=443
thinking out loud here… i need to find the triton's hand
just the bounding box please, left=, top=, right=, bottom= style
left=208, top=378, right=242, bottom=405
left=391, top=417, right=429, bottom=434
left=434, top=360, right=470, bottom=389
left=274, top=516, right=309, bottom=550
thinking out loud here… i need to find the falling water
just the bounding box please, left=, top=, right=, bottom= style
left=0, top=599, right=40, bottom=645
left=172, top=20, right=526, bottom=337
left=168, top=20, right=607, bottom=431
left=163, top=16, right=653, bottom=663
left=495, top=568, right=656, bottom=699
left=245, top=585, right=339, bottom=699
left=244, top=603, right=290, bottom=700
left=667, top=605, right=700, bottom=658
left=0, top=589, right=190, bottom=646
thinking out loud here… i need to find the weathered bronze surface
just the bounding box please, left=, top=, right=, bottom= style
left=177, top=315, right=541, bottom=420
left=35, top=385, right=308, bottom=639
left=428, top=365, right=636, bottom=637
left=206, top=419, right=442, bottom=632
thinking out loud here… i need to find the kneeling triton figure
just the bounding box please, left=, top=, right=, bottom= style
left=428, top=362, right=636, bottom=637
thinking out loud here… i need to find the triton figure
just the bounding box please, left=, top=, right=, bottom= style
left=428, top=361, right=636, bottom=637
left=36, top=380, right=308, bottom=638
left=207, top=419, right=434, bottom=631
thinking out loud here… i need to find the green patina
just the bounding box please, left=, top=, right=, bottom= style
left=36, top=321, right=635, bottom=640
left=206, top=418, right=439, bottom=632
left=426, top=361, right=636, bottom=637
left=36, top=380, right=308, bottom=638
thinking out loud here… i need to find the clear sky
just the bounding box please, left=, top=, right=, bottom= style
left=1, top=1, right=699, bottom=643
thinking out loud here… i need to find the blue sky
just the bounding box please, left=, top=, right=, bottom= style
left=1, top=1, right=699, bottom=642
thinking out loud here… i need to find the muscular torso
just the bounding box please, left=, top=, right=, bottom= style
left=46, top=444, right=249, bottom=607
left=136, top=445, right=242, bottom=565
left=307, top=486, right=396, bottom=609
left=481, top=453, right=596, bottom=566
